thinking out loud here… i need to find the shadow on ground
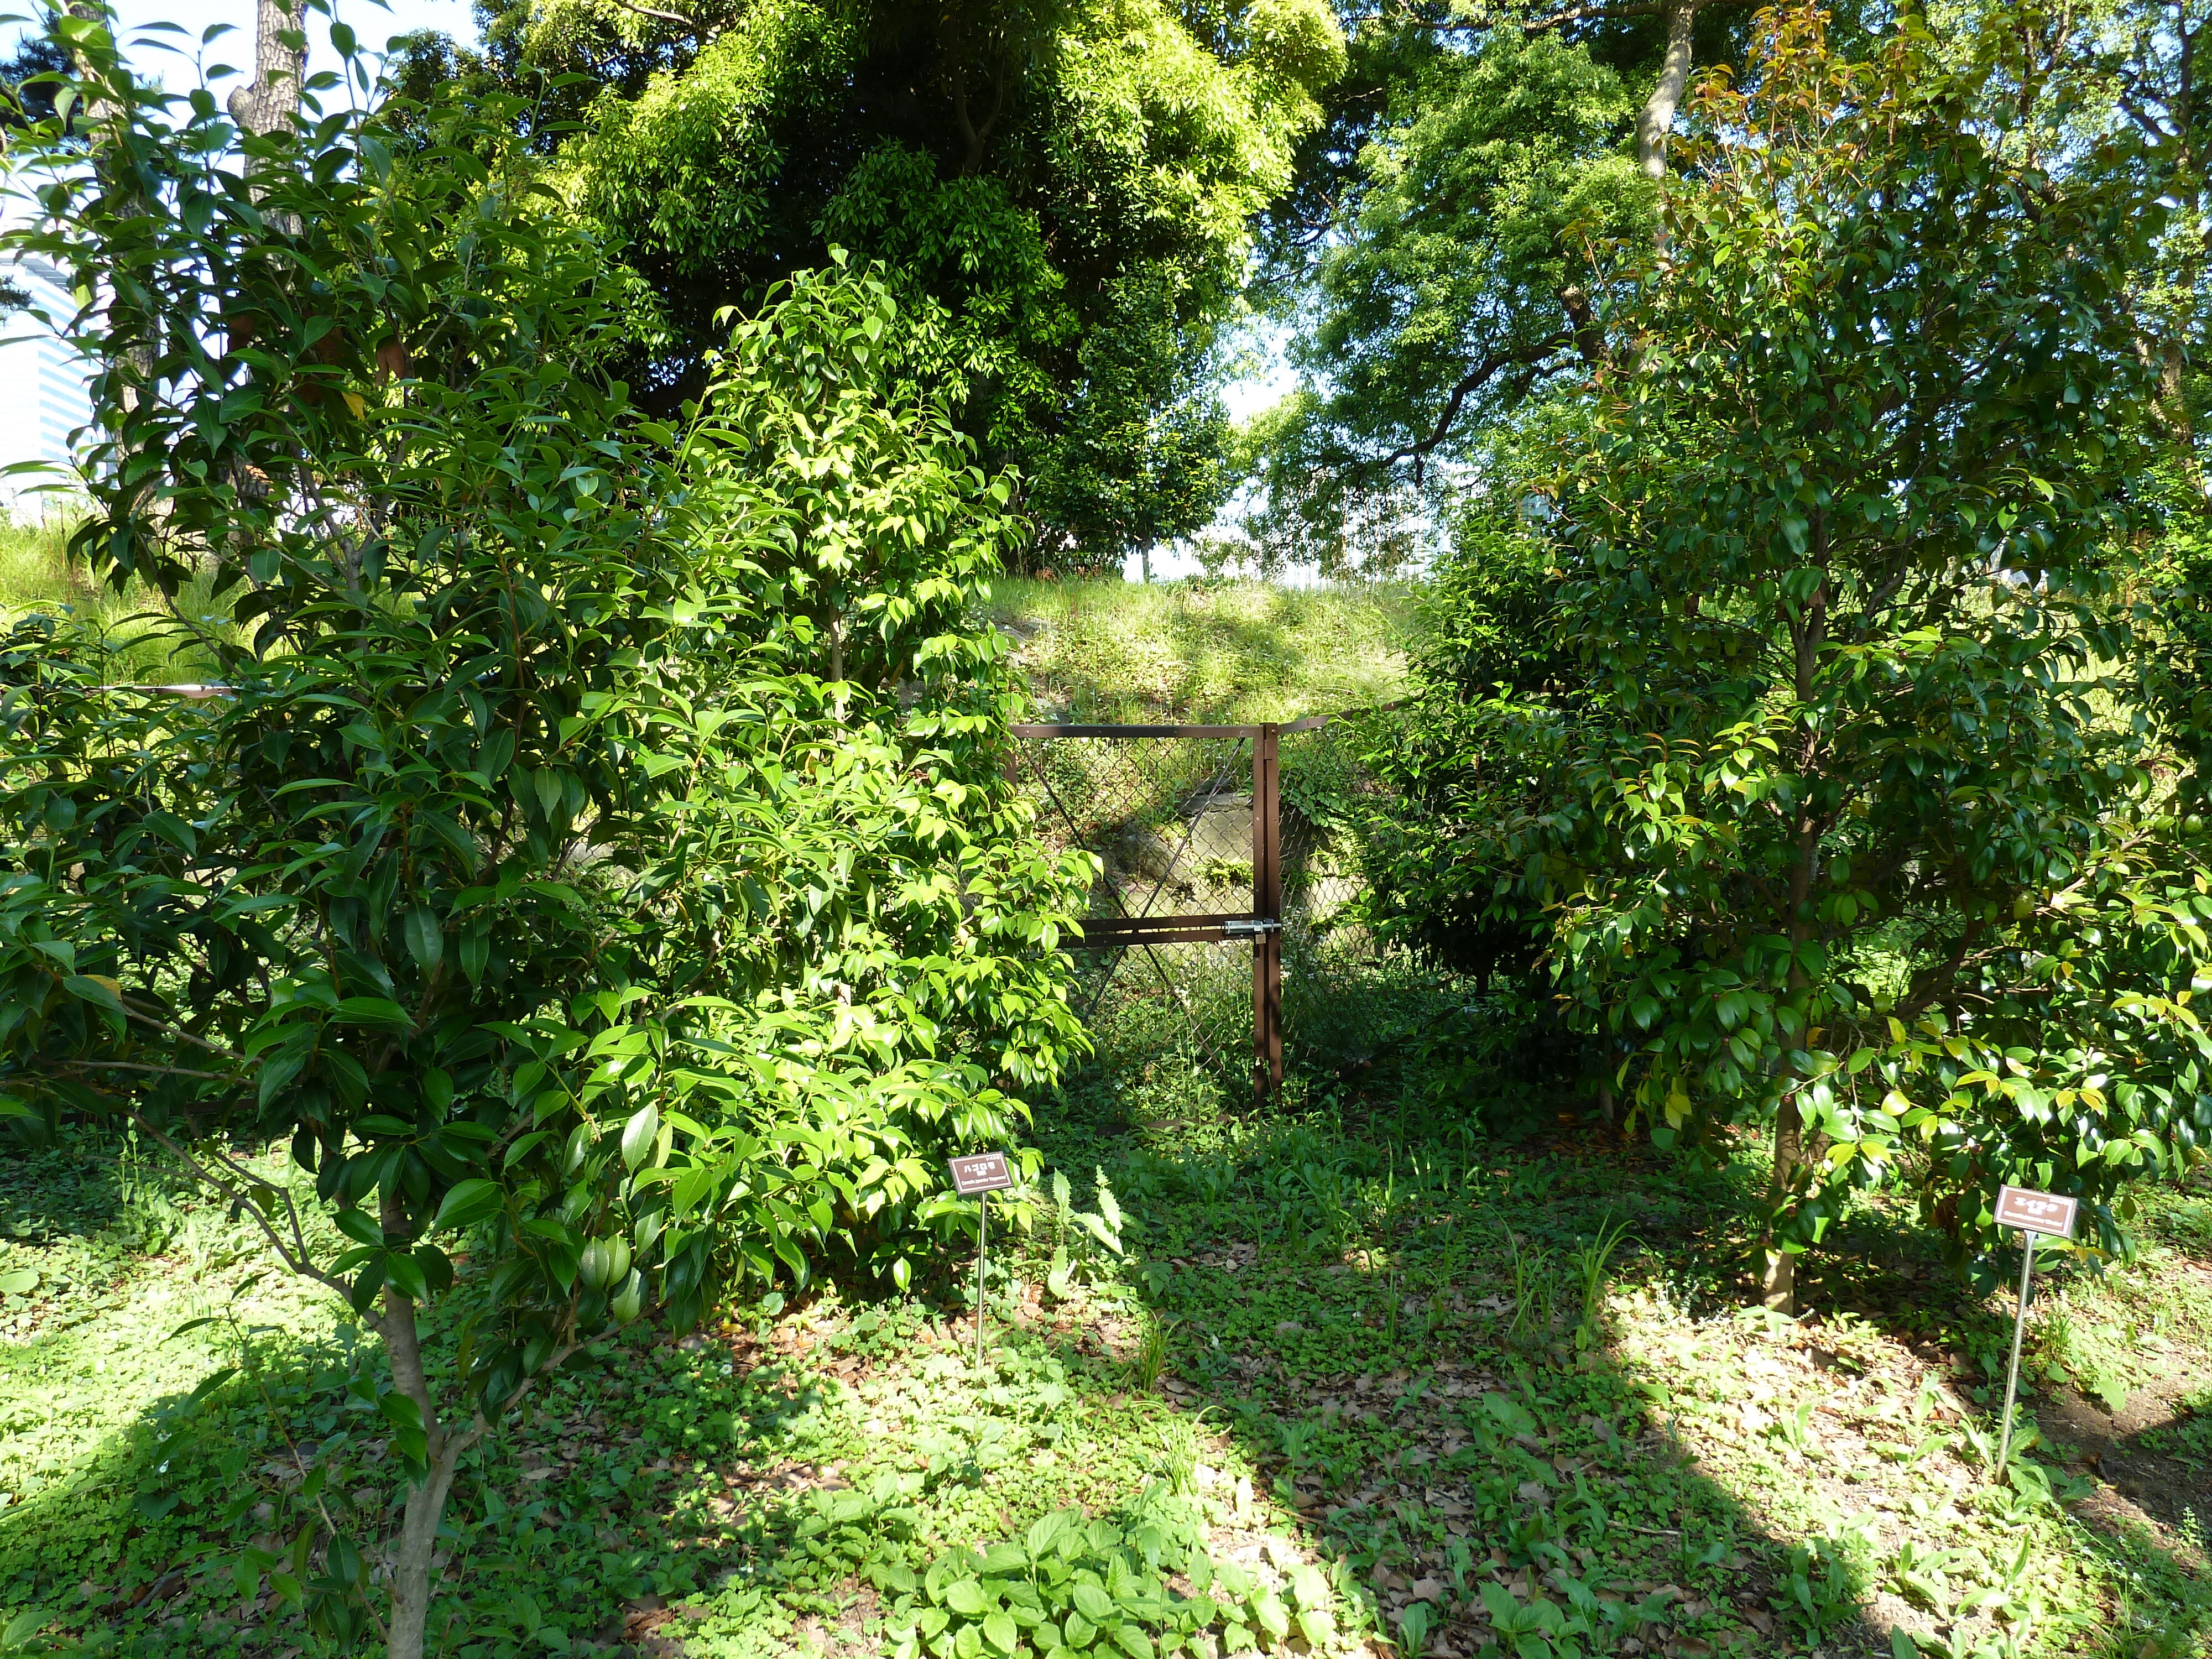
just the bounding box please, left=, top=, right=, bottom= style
left=3, top=1095, right=2209, bottom=1659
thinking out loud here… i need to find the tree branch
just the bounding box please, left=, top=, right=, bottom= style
left=1526, top=0, right=1664, bottom=30
left=606, top=0, right=698, bottom=31
left=123, top=1110, right=351, bottom=1298
left=1373, top=337, right=1575, bottom=483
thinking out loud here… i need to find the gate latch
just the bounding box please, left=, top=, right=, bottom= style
left=1222, top=919, right=1283, bottom=938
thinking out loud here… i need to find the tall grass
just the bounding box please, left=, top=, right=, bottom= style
left=988, top=576, right=1416, bottom=724
left=0, top=510, right=231, bottom=681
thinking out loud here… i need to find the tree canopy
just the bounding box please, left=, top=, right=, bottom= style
left=1352, top=3, right=2212, bottom=1311
left=396, top=0, right=1345, bottom=566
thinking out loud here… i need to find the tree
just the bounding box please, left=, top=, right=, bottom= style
left=1244, top=0, right=1907, bottom=564
left=0, top=17, right=1087, bottom=1656
left=1361, top=4, right=2212, bottom=1312
left=394, top=0, right=1346, bottom=566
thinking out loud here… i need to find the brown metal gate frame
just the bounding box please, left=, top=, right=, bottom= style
left=1009, top=716, right=1330, bottom=1102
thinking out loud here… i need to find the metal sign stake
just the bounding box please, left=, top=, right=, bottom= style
left=1996, top=1230, right=2036, bottom=1482
left=975, top=1189, right=988, bottom=1376
left=948, top=1151, right=1017, bottom=1380
left=1989, top=1183, right=2079, bottom=1484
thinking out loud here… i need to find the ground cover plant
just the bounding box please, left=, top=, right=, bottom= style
left=4, top=1021, right=2210, bottom=1659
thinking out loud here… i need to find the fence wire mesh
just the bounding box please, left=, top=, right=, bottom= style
left=1016, top=733, right=1255, bottom=927
left=1011, top=733, right=1253, bottom=1031
left=1010, top=719, right=1381, bottom=1077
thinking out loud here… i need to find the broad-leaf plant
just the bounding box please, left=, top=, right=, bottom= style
left=0, top=11, right=1087, bottom=1655
left=1357, top=6, right=2212, bottom=1313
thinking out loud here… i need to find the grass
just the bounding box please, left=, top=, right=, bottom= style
left=0, top=510, right=231, bottom=682
left=5, top=1001, right=2210, bottom=1659
left=987, top=578, right=1417, bottom=726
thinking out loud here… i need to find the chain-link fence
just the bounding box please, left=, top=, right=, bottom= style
left=1008, top=717, right=1381, bottom=1100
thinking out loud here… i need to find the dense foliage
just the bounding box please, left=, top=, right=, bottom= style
left=1234, top=0, right=1814, bottom=568
left=0, top=17, right=1087, bottom=1653
left=1358, top=7, right=2212, bottom=1309
left=396, top=0, right=1345, bottom=567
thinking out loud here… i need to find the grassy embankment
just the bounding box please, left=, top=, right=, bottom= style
left=0, top=513, right=228, bottom=681
left=0, top=563, right=2208, bottom=1659
left=984, top=578, right=1416, bottom=725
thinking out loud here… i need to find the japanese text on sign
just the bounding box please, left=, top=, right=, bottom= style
left=1994, top=1185, right=2078, bottom=1239
left=950, top=1152, right=1015, bottom=1195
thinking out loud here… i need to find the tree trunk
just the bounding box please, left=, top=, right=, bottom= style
left=374, top=1279, right=486, bottom=1659
left=227, top=0, right=305, bottom=139
left=1637, top=0, right=1698, bottom=180
left=1759, top=1093, right=1801, bottom=1313
left=2153, top=333, right=2204, bottom=499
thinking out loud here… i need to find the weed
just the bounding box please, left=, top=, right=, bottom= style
left=1133, top=1314, right=1176, bottom=1391
left=1767, top=1400, right=1819, bottom=1459
left=1503, top=1229, right=1557, bottom=1349
left=1568, top=1212, right=1632, bottom=1347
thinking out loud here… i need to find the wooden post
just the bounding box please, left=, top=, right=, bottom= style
left=1253, top=722, right=1282, bottom=1102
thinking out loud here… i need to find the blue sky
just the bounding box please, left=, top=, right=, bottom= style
left=94, top=0, right=478, bottom=86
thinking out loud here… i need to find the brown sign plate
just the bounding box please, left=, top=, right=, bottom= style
left=950, top=1152, right=1015, bottom=1196
left=1994, top=1185, right=2078, bottom=1239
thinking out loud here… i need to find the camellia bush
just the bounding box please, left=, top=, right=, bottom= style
left=0, top=13, right=1087, bottom=1657
left=1357, top=6, right=2212, bottom=1312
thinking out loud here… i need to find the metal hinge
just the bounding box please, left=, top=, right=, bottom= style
left=1222, top=918, right=1282, bottom=938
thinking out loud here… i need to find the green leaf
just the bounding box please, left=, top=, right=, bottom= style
left=1250, top=1593, right=1288, bottom=1644
left=403, top=905, right=443, bottom=971
left=983, top=1613, right=1019, bottom=1655
left=432, top=1178, right=503, bottom=1233
left=2, top=1608, right=48, bottom=1647
left=0, top=1269, right=38, bottom=1296
left=945, top=1582, right=990, bottom=1618
left=135, top=1489, right=180, bottom=1521
left=334, top=1208, right=384, bottom=1247
left=1061, top=1614, right=1096, bottom=1649
left=621, top=1102, right=660, bottom=1171
left=1070, top=1583, right=1115, bottom=1625
left=331, top=996, right=413, bottom=1031
left=62, top=973, right=124, bottom=1016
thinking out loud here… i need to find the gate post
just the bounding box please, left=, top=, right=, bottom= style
left=1253, top=722, right=1282, bottom=1102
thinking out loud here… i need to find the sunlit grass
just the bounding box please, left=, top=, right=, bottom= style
left=988, top=576, right=1417, bottom=725
left=0, top=509, right=232, bottom=681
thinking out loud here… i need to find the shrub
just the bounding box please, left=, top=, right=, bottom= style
left=0, top=17, right=1086, bottom=1656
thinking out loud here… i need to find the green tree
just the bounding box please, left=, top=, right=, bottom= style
left=1245, top=0, right=1913, bottom=565
left=399, top=0, right=1345, bottom=566
left=1364, top=5, right=2212, bottom=1312
left=0, top=18, right=1086, bottom=1656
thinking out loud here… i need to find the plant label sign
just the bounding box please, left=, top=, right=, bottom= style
left=1991, top=1184, right=2079, bottom=1483
left=951, top=1152, right=1015, bottom=1376
left=950, top=1152, right=1015, bottom=1196
left=1994, top=1185, right=2078, bottom=1239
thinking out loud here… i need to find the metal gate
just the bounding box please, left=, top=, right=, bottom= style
left=1008, top=718, right=1338, bottom=1100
